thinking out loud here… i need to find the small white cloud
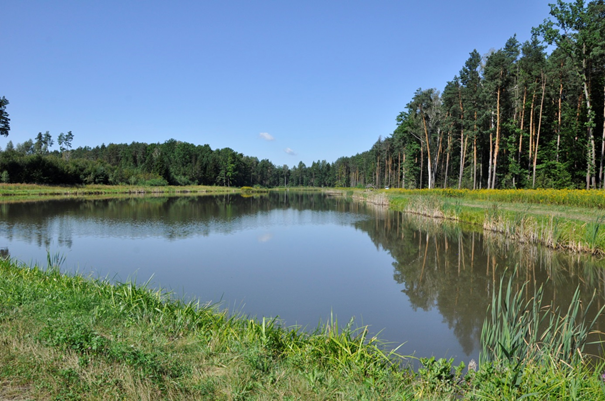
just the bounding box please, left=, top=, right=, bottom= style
left=258, top=233, right=273, bottom=243
left=284, top=148, right=296, bottom=155
left=259, top=132, right=275, bottom=141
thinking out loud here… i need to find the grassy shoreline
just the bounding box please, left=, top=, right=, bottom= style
left=0, top=183, right=240, bottom=198
left=1, top=258, right=605, bottom=400
left=348, top=188, right=605, bottom=255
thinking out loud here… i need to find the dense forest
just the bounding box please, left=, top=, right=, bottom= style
left=1, top=0, right=604, bottom=189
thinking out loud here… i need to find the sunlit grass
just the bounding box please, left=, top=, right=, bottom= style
left=0, top=183, right=237, bottom=198
left=357, top=188, right=605, bottom=254
left=383, top=188, right=605, bottom=209
left=0, top=257, right=413, bottom=399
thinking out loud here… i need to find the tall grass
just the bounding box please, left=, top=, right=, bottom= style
left=586, top=215, right=605, bottom=249
left=0, top=257, right=414, bottom=399
left=386, top=188, right=605, bottom=209
left=481, top=271, right=604, bottom=366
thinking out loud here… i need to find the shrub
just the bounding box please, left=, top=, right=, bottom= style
left=145, top=178, right=168, bottom=186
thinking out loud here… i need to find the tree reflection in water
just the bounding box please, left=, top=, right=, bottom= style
left=354, top=208, right=605, bottom=357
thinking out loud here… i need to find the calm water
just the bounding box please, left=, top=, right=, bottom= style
left=1, top=192, right=605, bottom=363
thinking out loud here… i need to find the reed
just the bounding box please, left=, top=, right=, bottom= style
left=481, top=271, right=604, bottom=366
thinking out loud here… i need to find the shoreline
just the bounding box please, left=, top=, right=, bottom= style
left=348, top=188, right=605, bottom=255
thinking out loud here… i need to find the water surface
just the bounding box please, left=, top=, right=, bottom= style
left=1, top=192, right=604, bottom=363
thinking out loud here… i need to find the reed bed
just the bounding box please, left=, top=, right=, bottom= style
left=482, top=205, right=605, bottom=254
left=476, top=272, right=605, bottom=400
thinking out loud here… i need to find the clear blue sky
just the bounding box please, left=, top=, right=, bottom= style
left=3, top=0, right=553, bottom=167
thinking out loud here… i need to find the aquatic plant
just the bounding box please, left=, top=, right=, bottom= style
left=481, top=272, right=604, bottom=366
left=585, top=215, right=605, bottom=251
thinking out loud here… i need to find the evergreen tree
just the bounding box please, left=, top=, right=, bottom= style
left=0, top=97, right=9, bottom=137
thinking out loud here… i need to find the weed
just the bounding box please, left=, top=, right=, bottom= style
left=586, top=215, right=605, bottom=251
left=417, top=356, right=465, bottom=394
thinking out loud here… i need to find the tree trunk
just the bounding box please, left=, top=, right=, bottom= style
left=518, top=87, right=526, bottom=186
left=532, top=75, right=546, bottom=188
left=421, top=111, right=433, bottom=189
left=528, top=85, right=536, bottom=183
left=402, top=153, right=406, bottom=189
left=600, top=81, right=605, bottom=188
left=491, top=81, right=502, bottom=189
left=457, top=88, right=465, bottom=189
left=556, top=66, right=563, bottom=164
left=434, top=128, right=443, bottom=187
left=473, top=111, right=477, bottom=190
left=582, top=44, right=595, bottom=189
left=459, top=136, right=468, bottom=189
left=444, top=129, right=451, bottom=188
left=384, top=155, right=388, bottom=187
left=487, top=111, right=494, bottom=189
left=457, top=127, right=465, bottom=189
left=376, top=156, right=380, bottom=188
left=419, top=143, right=424, bottom=189
left=398, top=152, right=401, bottom=188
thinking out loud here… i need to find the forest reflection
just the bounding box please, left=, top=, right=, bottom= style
left=355, top=208, right=605, bottom=356
left=0, top=192, right=364, bottom=247
left=1, top=193, right=604, bottom=356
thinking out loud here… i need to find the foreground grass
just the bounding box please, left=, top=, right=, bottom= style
left=1, top=258, right=605, bottom=400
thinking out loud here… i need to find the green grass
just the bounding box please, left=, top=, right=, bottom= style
left=0, top=183, right=238, bottom=199
left=383, top=188, right=605, bottom=209
left=1, top=257, right=605, bottom=400
left=344, top=188, right=605, bottom=254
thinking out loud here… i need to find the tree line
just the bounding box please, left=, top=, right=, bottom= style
left=0, top=134, right=338, bottom=187
left=1, top=0, right=604, bottom=189
left=333, top=0, right=605, bottom=190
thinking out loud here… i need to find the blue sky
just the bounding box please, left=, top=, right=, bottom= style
left=3, top=0, right=553, bottom=167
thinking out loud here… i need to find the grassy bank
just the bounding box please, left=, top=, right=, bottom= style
left=0, top=184, right=326, bottom=203
left=0, top=184, right=239, bottom=200
left=351, top=188, right=605, bottom=255
left=1, top=258, right=605, bottom=400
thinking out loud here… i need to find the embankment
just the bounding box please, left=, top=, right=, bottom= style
left=348, top=188, right=605, bottom=255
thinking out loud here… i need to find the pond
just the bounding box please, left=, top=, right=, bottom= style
left=1, top=192, right=604, bottom=363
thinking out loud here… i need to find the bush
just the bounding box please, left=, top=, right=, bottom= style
left=145, top=178, right=168, bottom=186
